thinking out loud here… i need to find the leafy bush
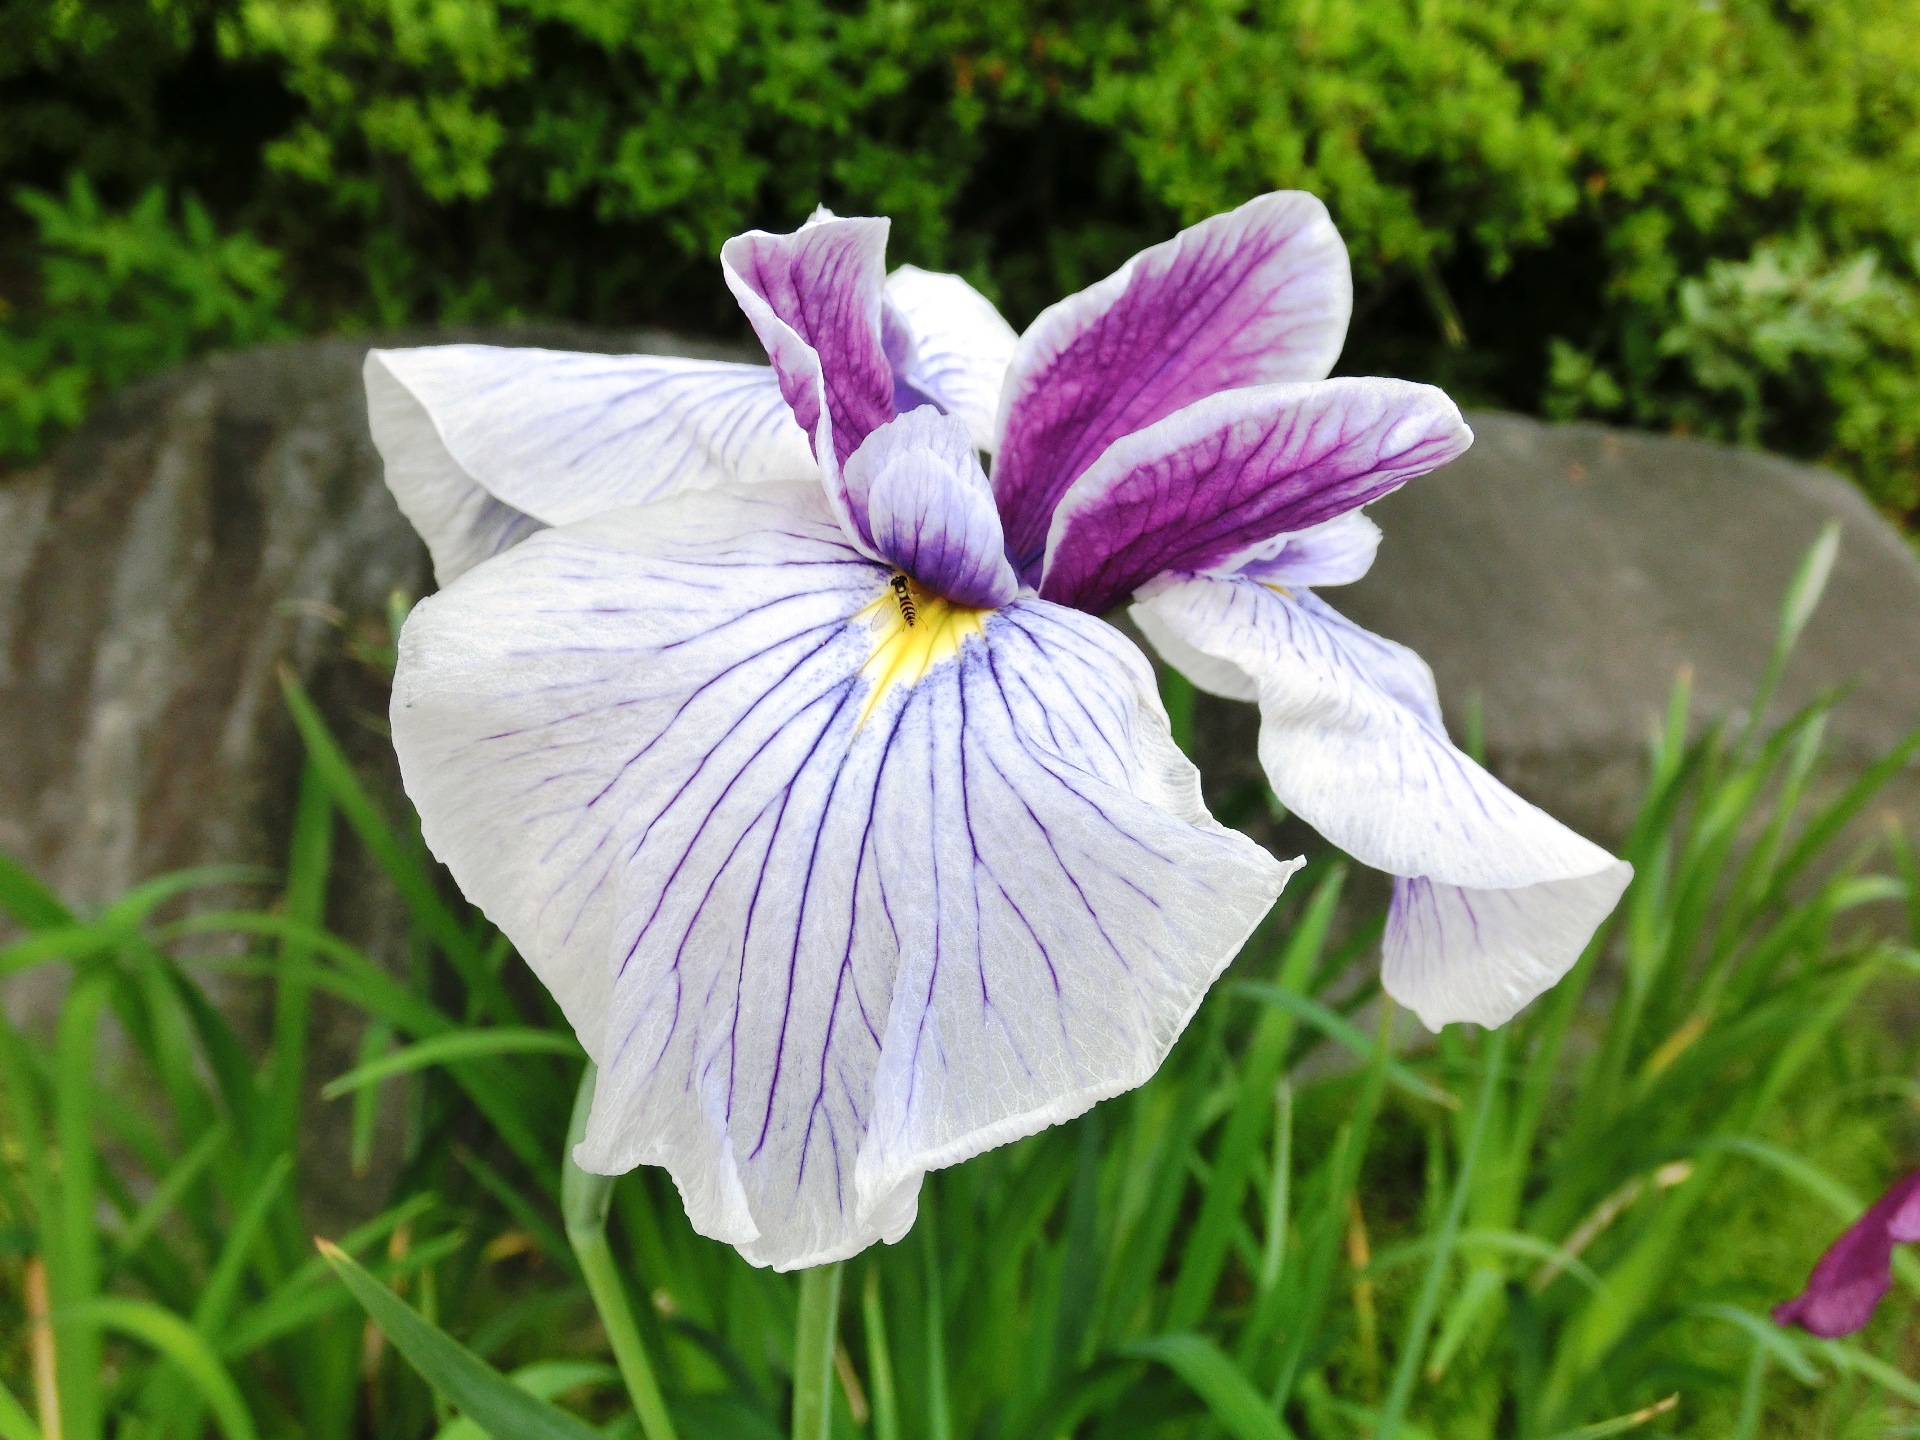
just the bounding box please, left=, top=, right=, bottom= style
left=0, top=177, right=290, bottom=457
left=2, top=0, right=1919, bottom=509
left=3, top=540, right=1919, bottom=1437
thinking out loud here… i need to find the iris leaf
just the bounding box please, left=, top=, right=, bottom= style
left=318, top=1239, right=603, bottom=1440
left=1119, top=1333, right=1290, bottom=1440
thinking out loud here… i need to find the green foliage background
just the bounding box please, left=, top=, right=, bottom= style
left=4, top=0, right=1920, bottom=514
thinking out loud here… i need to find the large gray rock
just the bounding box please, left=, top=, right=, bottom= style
left=0, top=328, right=754, bottom=930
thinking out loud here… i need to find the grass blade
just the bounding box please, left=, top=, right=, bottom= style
left=0, top=852, right=73, bottom=929
left=562, top=1064, right=677, bottom=1440
left=1739, top=519, right=1839, bottom=753
left=318, top=1239, right=603, bottom=1440
left=862, top=1264, right=902, bottom=1440
left=321, top=1028, right=581, bottom=1100
left=1376, top=1027, right=1507, bottom=1440
left=1267, top=1003, right=1398, bottom=1410
left=1169, top=871, right=1343, bottom=1330
left=1541, top=1393, right=1678, bottom=1440
left=52, top=976, right=108, bottom=1440
left=1258, top=1080, right=1293, bottom=1296
left=0, top=1380, right=39, bottom=1440
left=1234, top=983, right=1456, bottom=1111
left=1814, top=1338, right=1920, bottom=1404
left=108, top=1121, right=228, bottom=1268
left=279, top=669, right=519, bottom=1023
left=431, top=1363, right=623, bottom=1440
left=1120, top=1334, right=1290, bottom=1440
left=74, top=1297, right=259, bottom=1440
left=195, top=1154, right=294, bottom=1335
left=265, top=759, right=333, bottom=1167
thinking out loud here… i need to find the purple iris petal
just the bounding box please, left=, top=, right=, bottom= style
left=1038, top=378, right=1470, bottom=615
left=993, top=191, right=1352, bottom=581
left=855, top=409, right=1019, bottom=608
left=1774, top=1170, right=1920, bottom=1338
left=722, top=216, right=896, bottom=470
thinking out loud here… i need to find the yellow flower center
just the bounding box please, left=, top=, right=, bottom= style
left=855, top=574, right=990, bottom=728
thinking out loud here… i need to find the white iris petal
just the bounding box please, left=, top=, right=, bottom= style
left=1132, top=575, right=1629, bottom=1031
left=365, top=345, right=814, bottom=583
left=393, top=481, right=1290, bottom=1269
left=883, top=266, right=1020, bottom=452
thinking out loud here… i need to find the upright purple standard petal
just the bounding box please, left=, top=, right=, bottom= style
left=849, top=408, right=1018, bottom=608
left=1775, top=1171, right=1920, bottom=1338
left=722, top=216, right=896, bottom=471
left=994, top=191, right=1352, bottom=579
left=391, top=480, right=1288, bottom=1268
left=1039, top=379, right=1470, bottom=614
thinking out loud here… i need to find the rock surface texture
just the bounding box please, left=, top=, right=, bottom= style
left=3, top=340, right=1917, bottom=1196
left=0, top=329, right=752, bottom=938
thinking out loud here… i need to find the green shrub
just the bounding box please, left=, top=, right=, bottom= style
left=3, top=0, right=1919, bottom=514
left=0, top=177, right=291, bottom=458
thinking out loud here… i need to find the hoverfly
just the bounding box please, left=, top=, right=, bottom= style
left=889, top=573, right=918, bottom=627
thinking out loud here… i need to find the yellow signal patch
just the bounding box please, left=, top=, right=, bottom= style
left=855, top=575, right=990, bottom=729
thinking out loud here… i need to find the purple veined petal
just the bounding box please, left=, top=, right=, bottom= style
left=847, top=408, right=1018, bottom=608
left=850, top=599, right=1296, bottom=1229
left=1214, top=509, right=1383, bottom=590
left=392, top=480, right=1290, bottom=1269
left=1132, top=576, right=1629, bottom=1029
left=884, top=266, right=1019, bottom=452
left=1385, top=873, right=1632, bottom=1029
left=721, top=215, right=896, bottom=476
left=365, top=346, right=814, bottom=584
left=880, top=297, right=932, bottom=413
left=994, top=191, right=1353, bottom=579
left=1775, top=1170, right=1920, bottom=1338
left=1039, top=378, right=1471, bottom=614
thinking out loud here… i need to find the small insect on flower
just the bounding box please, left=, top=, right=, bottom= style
left=890, top=573, right=917, bottom=626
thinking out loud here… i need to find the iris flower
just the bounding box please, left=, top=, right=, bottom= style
left=363, top=193, right=1625, bottom=1269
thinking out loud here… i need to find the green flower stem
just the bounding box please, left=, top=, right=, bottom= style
left=792, top=1261, right=844, bottom=1440
left=564, top=1064, right=678, bottom=1440
left=861, top=1264, right=902, bottom=1440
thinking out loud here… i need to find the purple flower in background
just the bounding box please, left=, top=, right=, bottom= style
left=366, top=211, right=1291, bottom=1269
left=1774, top=1170, right=1920, bottom=1338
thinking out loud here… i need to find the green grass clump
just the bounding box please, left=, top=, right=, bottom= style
left=3, top=543, right=1920, bottom=1437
